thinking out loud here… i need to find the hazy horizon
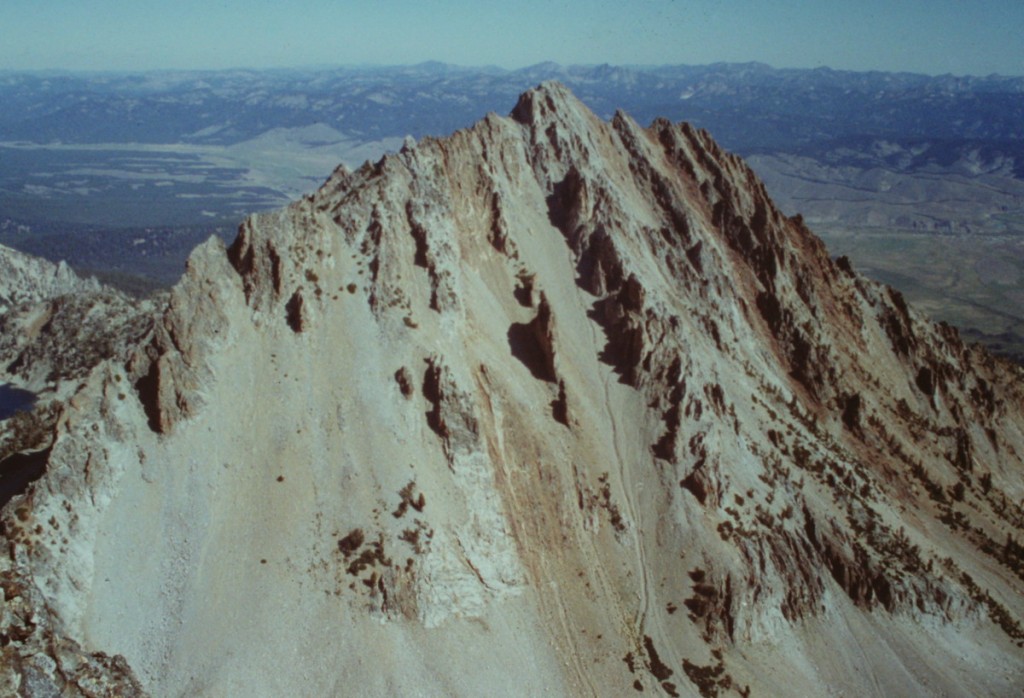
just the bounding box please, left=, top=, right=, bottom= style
left=2, top=1, right=1022, bottom=78
left=2, top=58, right=1023, bottom=81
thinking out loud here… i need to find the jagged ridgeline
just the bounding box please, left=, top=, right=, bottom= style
left=2, top=82, right=1023, bottom=696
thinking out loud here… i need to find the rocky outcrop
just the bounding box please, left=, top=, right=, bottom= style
left=0, top=244, right=155, bottom=398
left=0, top=245, right=101, bottom=315
left=1, top=83, right=1022, bottom=696
left=1, top=562, right=144, bottom=696
left=126, top=238, right=238, bottom=434
left=0, top=292, right=154, bottom=392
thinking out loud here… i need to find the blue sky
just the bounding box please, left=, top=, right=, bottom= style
left=2, top=0, right=1022, bottom=76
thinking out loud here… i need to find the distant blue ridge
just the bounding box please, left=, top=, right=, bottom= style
left=0, top=384, right=36, bottom=421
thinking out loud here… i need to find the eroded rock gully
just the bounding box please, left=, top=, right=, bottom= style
left=1, top=82, right=1022, bottom=696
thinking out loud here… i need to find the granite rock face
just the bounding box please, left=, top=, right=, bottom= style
left=1, top=83, right=1023, bottom=696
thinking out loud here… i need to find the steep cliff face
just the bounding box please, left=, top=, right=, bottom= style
left=2, top=83, right=1023, bottom=696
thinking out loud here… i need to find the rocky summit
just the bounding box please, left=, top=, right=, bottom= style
left=2, top=82, right=1023, bottom=696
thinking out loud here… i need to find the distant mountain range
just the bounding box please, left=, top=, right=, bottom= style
left=2, top=62, right=1023, bottom=152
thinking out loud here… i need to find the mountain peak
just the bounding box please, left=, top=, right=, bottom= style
left=2, top=84, right=1023, bottom=696
left=509, top=80, right=592, bottom=126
